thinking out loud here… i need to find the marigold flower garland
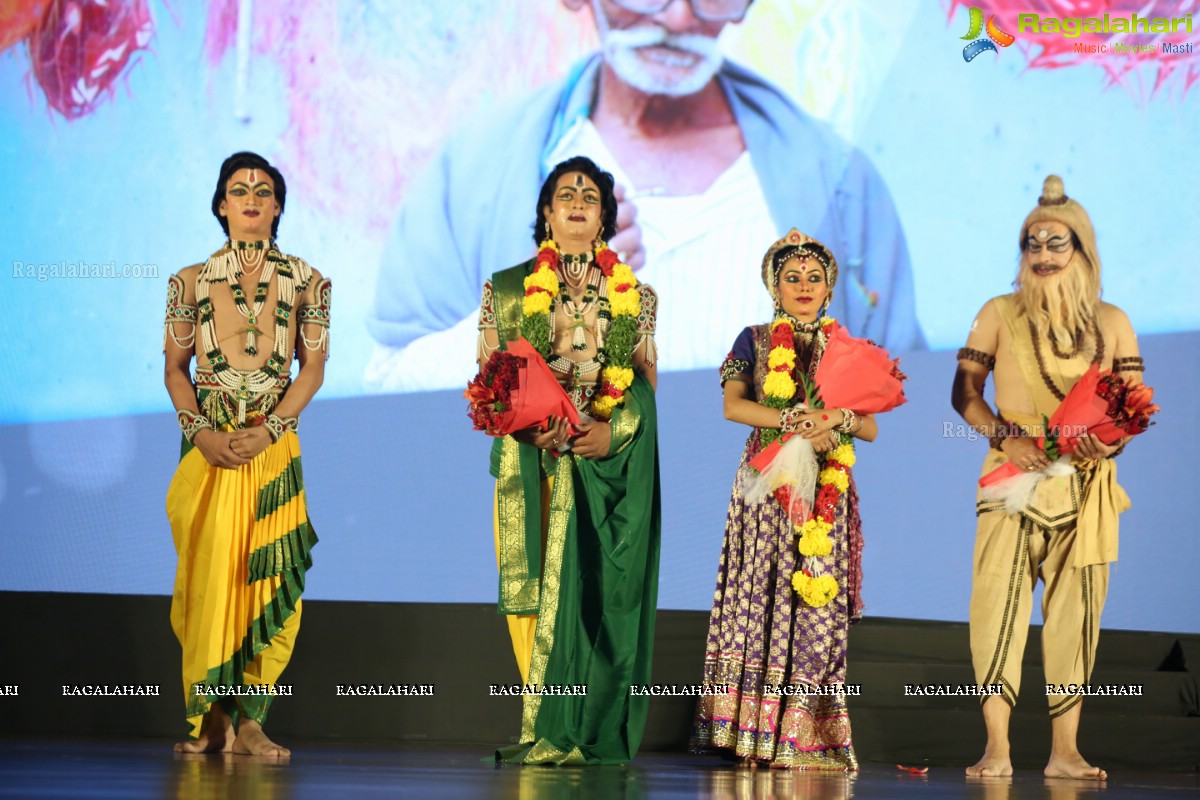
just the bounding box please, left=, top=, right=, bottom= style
left=792, top=434, right=854, bottom=608
left=759, top=314, right=852, bottom=608
left=522, top=239, right=640, bottom=420
left=759, top=317, right=798, bottom=448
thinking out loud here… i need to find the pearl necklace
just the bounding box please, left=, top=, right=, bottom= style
left=556, top=265, right=603, bottom=351
left=559, top=250, right=593, bottom=286
left=195, top=241, right=298, bottom=424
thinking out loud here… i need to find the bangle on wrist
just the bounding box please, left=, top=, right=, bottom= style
left=263, top=413, right=299, bottom=443
left=779, top=406, right=802, bottom=433
left=835, top=408, right=857, bottom=435
left=178, top=410, right=214, bottom=444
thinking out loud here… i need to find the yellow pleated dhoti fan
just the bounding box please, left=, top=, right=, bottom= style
left=167, top=431, right=316, bottom=737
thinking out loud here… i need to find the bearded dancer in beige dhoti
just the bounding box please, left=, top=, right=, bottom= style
left=951, top=175, right=1144, bottom=780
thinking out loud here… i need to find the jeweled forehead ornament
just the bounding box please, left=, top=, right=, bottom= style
left=760, top=228, right=839, bottom=299
left=793, top=255, right=820, bottom=275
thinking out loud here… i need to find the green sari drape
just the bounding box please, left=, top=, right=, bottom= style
left=489, top=261, right=662, bottom=764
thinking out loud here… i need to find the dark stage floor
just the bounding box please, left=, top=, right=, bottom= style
left=0, top=740, right=1195, bottom=799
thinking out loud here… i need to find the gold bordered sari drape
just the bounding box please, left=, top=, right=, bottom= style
left=489, top=261, right=661, bottom=764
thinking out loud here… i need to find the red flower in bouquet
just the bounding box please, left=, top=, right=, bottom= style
left=465, top=351, right=521, bottom=433
left=1042, top=366, right=1158, bottom=457
left=464, top=338, right=581, bottom=438
left=1121, top=384, right=1158, bottom=434
left=1082, top=374, right=1158, bottom=440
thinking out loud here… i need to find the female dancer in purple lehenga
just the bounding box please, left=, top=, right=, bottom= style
left=692, top=229, right=879, bottom=770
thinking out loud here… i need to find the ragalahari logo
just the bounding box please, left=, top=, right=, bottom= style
left=959, top=7, right=1016, bottom=62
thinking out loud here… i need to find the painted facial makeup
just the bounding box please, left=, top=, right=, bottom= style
left=544, top=172, right=603, bottom=244
left=1024, top=221, right=1074, bottom=277
left=777, top=255, right=829, bottom=319
left=227, top=181, right=275, bottom=199
left=221, top=168, right=279, bottom=235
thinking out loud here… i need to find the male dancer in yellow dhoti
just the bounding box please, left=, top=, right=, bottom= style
left=163, top=152, right=329, bottom=757
left=952, top=176, right=1143, bottom=780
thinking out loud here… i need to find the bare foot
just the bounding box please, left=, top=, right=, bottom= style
left=174, top=705, right=234, bottom=754
left=968, top=696, right=1014, bottom=778
left=232, top=720, right=291, bottom=758
left=174, top=736, right=231, bottom=754
left=966, top=752, right=1013, bottom=777
left=1045, top=753, right=1105, bottom=780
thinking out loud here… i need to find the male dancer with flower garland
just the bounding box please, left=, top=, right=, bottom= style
left=951, top=175, right=1143, bottom=780
left=477, top=156, right=660, bottom=764
left=163, top=152, right=329, bottom=757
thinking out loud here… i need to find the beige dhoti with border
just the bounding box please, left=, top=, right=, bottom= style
left=969, top=297, right=1130, bottom=717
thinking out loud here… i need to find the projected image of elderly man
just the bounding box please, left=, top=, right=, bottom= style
left=366, top=0, right=921, bottom=392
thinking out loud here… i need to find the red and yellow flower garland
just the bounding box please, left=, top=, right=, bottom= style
left=791, top=438, right=854, bottom=607
left=522, top=239, right=640, bottom=420
left=522, top=240, right=560, bottom=317
left=759, top=314, right=851, bottom=608
left=759, top=317, right=798, bottom=447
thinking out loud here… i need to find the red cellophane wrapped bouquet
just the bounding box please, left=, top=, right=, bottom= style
left=465, top=337, right=580, bottom=437
left=979, top=364, right=1158, bottom=512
